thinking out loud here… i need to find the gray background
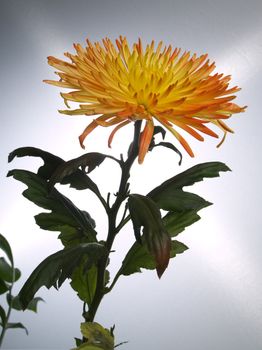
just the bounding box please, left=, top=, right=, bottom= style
left=1, top=0, right=262, bottom=349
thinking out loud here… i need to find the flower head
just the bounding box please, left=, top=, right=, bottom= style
left=44, top=36, right=246, bottom=163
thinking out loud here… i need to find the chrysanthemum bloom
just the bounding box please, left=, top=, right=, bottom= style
left=44, top=36, right=246, bottom=163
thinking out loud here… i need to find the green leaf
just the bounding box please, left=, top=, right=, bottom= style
left=0, top=257, right=20, bottom=283
left=5, top=322, right=28, bottom=335
left=0, top=234, right=13, bottom=266
left=163, top=210, right=202, bottom=237
left=152, top=125, right=166, bottom=139
left=72, top=344, right=101, bottom=350
left=128, top=194, right=171, bottom=278
left=19, top=243, right=105, bottom=309
left=153, top=189, right=211, bottom=213
left=0, top=305, right=6, bottom=326
left=149, top=161, right=230, bottom=200
left=8, top=146, right=101, bottom=194
left=70, top=264, right=97, bottom=306
left=7, top=295, right=44, bottom=312
left=7, top=169, right=97, bottom=245
left=49, top=152, right=107, bottom=189
left=0, top=279, right=9, bottom=294
left=120, top=239, right=188, bottom=276
left=80, top=322, right=114, bottom=350
left=153, top=141, right=183, bottom=165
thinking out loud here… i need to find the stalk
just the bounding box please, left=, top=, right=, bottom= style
left=83, top=120, right=142, bottom=323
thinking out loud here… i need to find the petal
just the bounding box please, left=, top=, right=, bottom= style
left=138, top=119, right=155, bottom=164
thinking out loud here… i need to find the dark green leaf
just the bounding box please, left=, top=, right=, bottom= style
left=7, top=169, right=60, bottom=211
left=128, top=194, right=171, bottom=278
left=153, top=189, right=211, bottom=212
left=120, top=239, right=188, bottom=276
left=7, top=295, right=44, bottom=312
left=8, top=147, right=64, bottom=180
left=153, top=126, right=166, bottom=139
left=0, top=234, right=13, bottom=266
left=0, top=258, right=20, bottom=283
left=154, top=141, right=182, bottom=165
left=49, top=152, right=107, bottom=188
left=19, top=243, right=105, bottom=309
left=163, top=210, right=202, bottom=237
left=75, top=338, right=83, bottom=347
left=27, top=296, right=44, bottom=312
left=0, top=279, right=9, bottom=294
left=8, top=146, right=101, bottom=194
left=7, top=169, right=97, bottom=245
left=0, top=305, right=6, bottom=326
left=149, top=162, right=230, bottom=214
left=149, top=162, right=231, bottom=199
left=5, top=322, right=28, bottom=335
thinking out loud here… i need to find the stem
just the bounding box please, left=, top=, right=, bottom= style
left=0, top=273, right=15, bottom=347
left=84, top=120, right=142, bottom=323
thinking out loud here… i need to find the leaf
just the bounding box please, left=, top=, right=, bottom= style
left=70, top=264, right=97, bottom=306
left=7, top=295, right=44, bottom=312
left=75, top=338, right=83, bottom=347
left=148, top=162, right=230, bottom=214
left=153, top=189, right=212, bottom=213
left=163, top=210, right=202, bottom=237
left=128, top=194, right=171, bottom=278
left=5, top=322, right=28, bottom=335
left=120, top=239, right=188, bottom=276
left=79, top=322, right=114, bottom=350
left=49, top=152, right=107, bottom=189
left=72, top=344, right=101, bottom=350
left=0, top=305, right=6, bottom=326
left=153, top=126, right=166, bottom=139
left=0, top=233, right=13, bottom=266
left=0, top=258, right=21, bottom=283
left=0, top=279, right=9, bottom=295
left=8, top=146, right=101, bottom=194
left=149, top=162, right=231, bottom=199
left=154, top=141, right=183, bottom=165
left=7, top=169, right=97, bottom=245
left=19, top=243, right=105, bottom=309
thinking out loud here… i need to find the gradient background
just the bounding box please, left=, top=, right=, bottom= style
left=1, top=0, right=262, bottom=349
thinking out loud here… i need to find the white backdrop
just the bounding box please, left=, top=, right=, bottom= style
left=1, top=0, right=262, bottom=349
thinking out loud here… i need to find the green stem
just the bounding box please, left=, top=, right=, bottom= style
left=83, top=120, right=142, bottom=323
left=0, top=277, right=14, bottom=347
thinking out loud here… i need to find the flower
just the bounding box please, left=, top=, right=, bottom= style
left=44, top=36, right=246, bottom=163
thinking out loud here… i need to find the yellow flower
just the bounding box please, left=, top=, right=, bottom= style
left=44, top=36, right=246, bottom=163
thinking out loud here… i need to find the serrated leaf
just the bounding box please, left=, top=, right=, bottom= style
left=0, top=234, right=13, bottom=266
left=149, top=162, right=230, bottom=199
left=7, top=169, right=97, bottom=246
left=5, top=322, right=28, bottom=335
left=8, top=146, right=101, bottom=194
left=163, top=210, right=201, bottom=237
left=153, top=189, right=212, bottom=213
left=70, top=264, right=97, bottom=306
left=7, top=295, right=44, bottom=312
left=0, top=258, right=20, bottom=283
left=19, top=243, right=105, bottom=309
left=128, top=194, right=171, bottom=278
left=120, top=239, right=188, bottom=276
left=0, top=305, right=6, bottom=326
left=49, top=152, right=107, bottom=189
